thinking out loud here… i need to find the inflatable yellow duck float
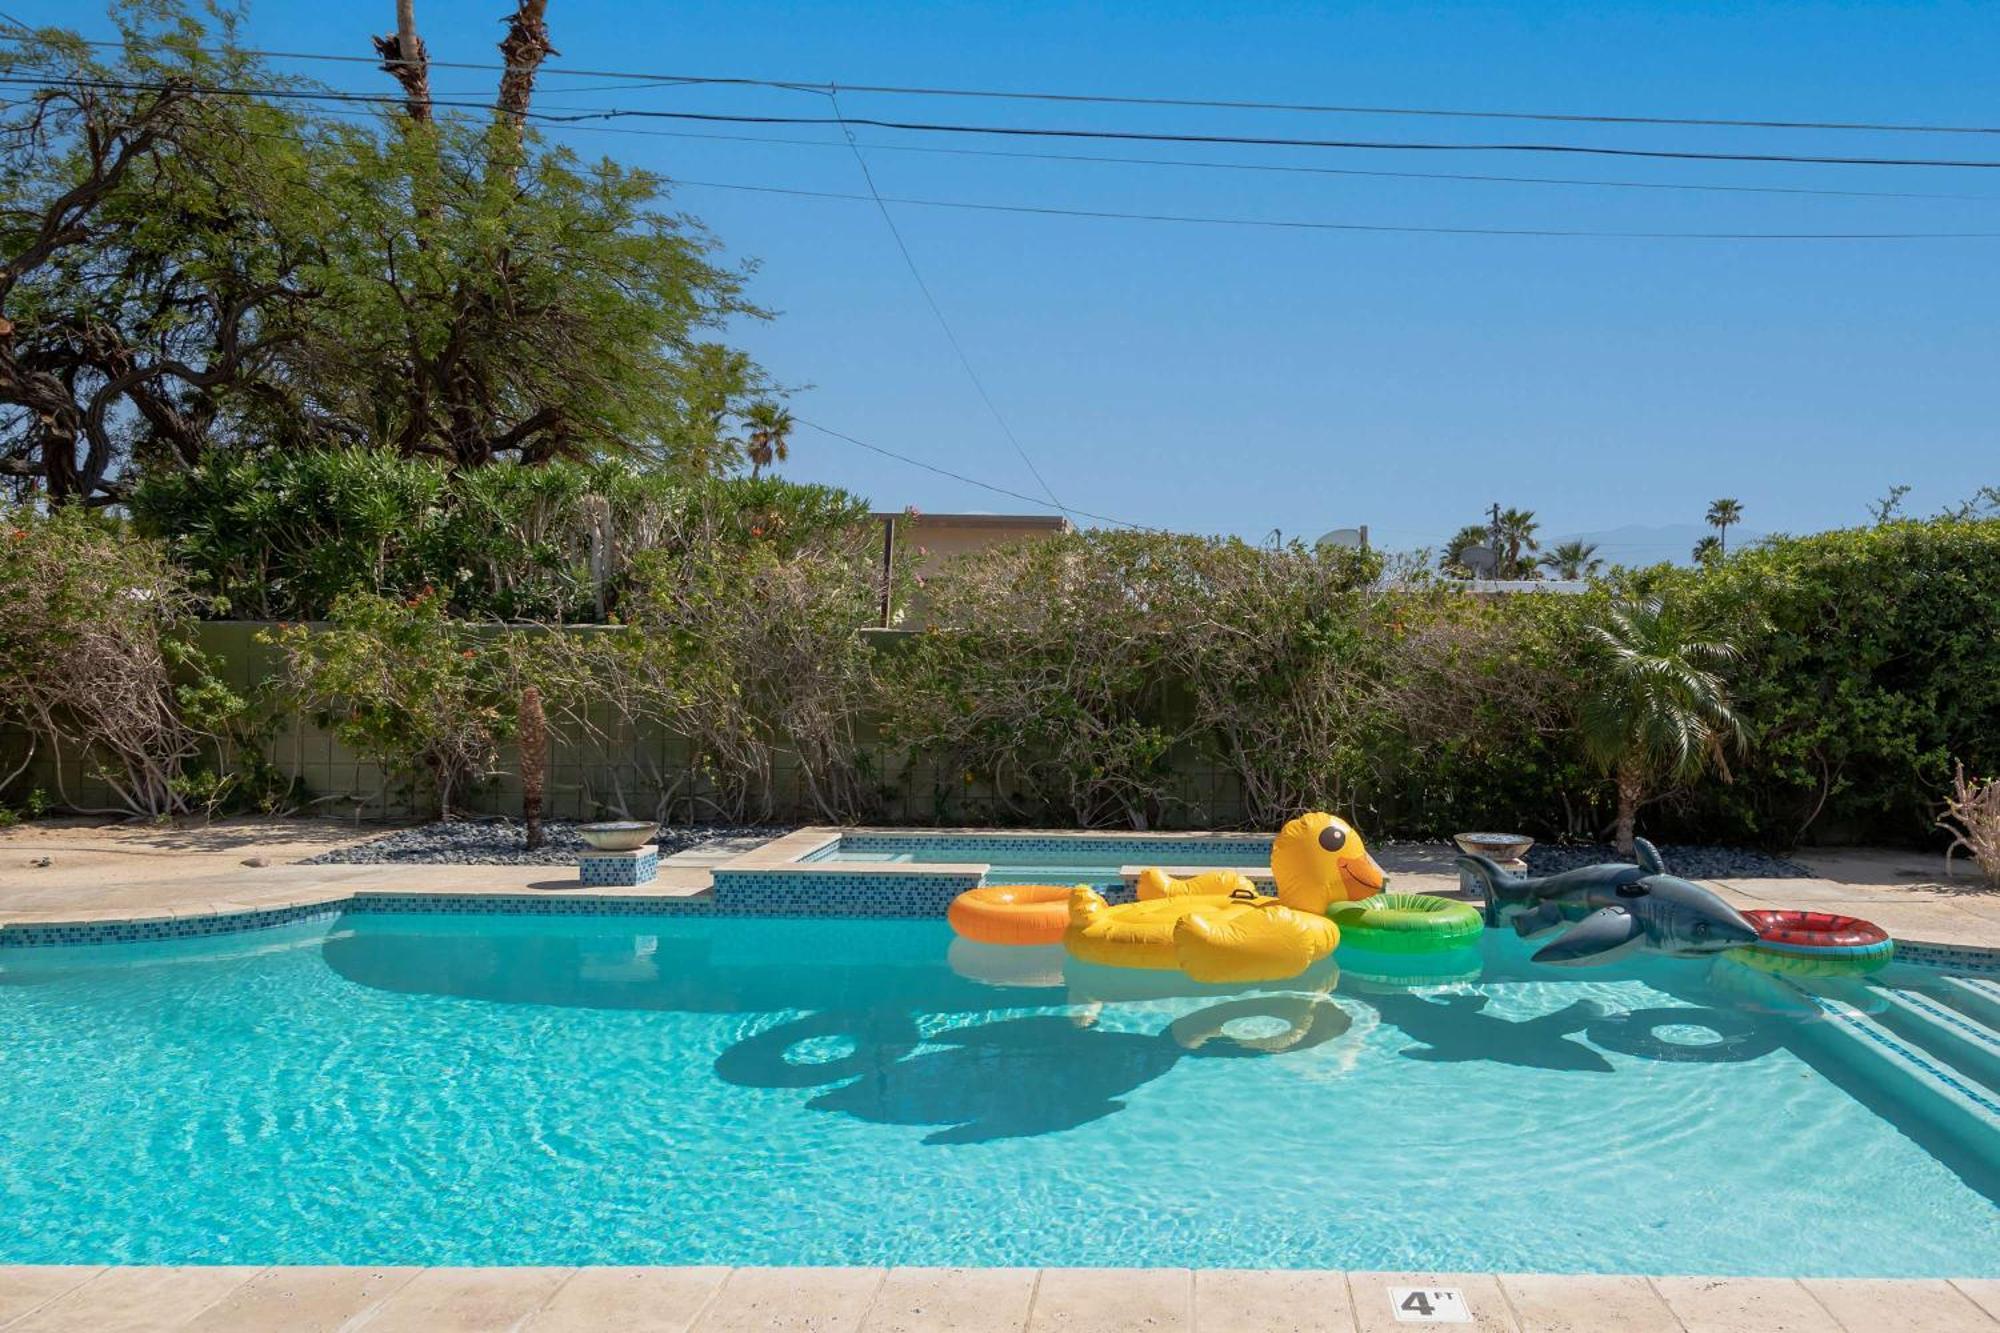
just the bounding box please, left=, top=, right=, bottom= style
left=1064, top=813, right=1386, bottom=984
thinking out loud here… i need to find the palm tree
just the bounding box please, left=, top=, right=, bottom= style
left=1539, top=540, right=1602, bottom=580
left=1578, top=596, right=1747, bottom=854
left=1497, top=507, right=1540, bottom=578
left=743, top=402, right=794, bottom=479
left=1691, top=534, right=1722, bottom=565
left=1705, top=498, right=1744, bottom=555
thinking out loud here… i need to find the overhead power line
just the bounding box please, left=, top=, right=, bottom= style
left=798, top=418, right=1153, bottom=530
left=508, top=124, right=2000, bottom=204
left=826, top=89, right=1072, bottom=521
left=39, top=35, right=2000, bottom=138
left=11, top=73, right=2000, bottom=171
left=663, top=176, right=2000, bottom=240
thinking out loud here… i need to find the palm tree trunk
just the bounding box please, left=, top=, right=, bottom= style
left=1614, top=764, right=1643, bottom=856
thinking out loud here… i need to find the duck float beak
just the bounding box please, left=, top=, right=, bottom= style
left=1341, top=851, right=1386, bottom=898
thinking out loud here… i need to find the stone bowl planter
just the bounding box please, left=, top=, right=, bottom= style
left=1452, top=832, right=1536, bottom=862
left=578, top=821, right=659, bottom=852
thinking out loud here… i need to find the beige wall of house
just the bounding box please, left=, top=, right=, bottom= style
left=873, top=511, right=1072, bottom=626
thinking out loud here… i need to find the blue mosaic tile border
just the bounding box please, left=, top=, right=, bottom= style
left=801, top=832, right=1273, bottom=864
left=347, top=893, right=713, bottom=917
left=579, top=847, right=659, bottom=887
left=0, top=902, right=343, bottom=949
left=1898, top=942, right=2000, bottom=975
left=708, top=869, right=983, bottom=917
left=1809, top=994, right=2000, bottom=1124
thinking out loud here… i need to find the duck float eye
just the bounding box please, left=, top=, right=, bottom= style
left=1317, top=825, right=1347, bottom=852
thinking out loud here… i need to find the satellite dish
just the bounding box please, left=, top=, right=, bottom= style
left=1316, top=527, right=1363, bottom=549
left=1460, top=545, right=1499, bottom=578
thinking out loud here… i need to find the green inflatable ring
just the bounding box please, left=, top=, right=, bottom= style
left=1331, top=893, right=1484, bottom=954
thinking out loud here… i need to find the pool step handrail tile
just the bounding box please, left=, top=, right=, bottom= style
left=1872, top=986, right=2000, bottom=1095
left=1795, top=993, right=2000, bottom=1160
left=1938, top=975, right=2000, bottom=1030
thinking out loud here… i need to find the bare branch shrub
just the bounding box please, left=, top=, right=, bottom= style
left=0, top=508, right=227, bottom=815
left=1940, top=761, right=2000, bottom=885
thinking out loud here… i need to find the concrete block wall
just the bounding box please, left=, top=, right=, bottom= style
left=3, top=621, right=1256, bottom=828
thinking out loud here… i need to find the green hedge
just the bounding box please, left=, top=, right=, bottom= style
left=130, top=452, right=870, bottom=622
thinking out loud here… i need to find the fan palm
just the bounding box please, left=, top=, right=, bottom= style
left=1705, top=498, right=1744, bottom=554
left=744, top=402, right=795, bottom=479
left=1538, top=540, right=1601, bottom=580
left=1578, top=596, right=1747, bottom=854
left=1497, top=507, right=1540, bottom=578
left=1691, top=534, right=1722, bottom=565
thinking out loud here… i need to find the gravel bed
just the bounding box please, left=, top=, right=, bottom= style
left=1521, top=841, right=1812, bottom=879
left=303, top=818, right=789, bottom=866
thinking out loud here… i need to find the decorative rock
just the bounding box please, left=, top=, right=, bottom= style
left=304, top=818, right=783, bottom=867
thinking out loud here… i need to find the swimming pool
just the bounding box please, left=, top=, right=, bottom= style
left=1, top=911, right=1994, bottom=1274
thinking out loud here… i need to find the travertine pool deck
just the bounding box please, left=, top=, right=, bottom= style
left=0, top=1265, right=1994, bottom=1332
left=5, top=820, right=1997, bottom=953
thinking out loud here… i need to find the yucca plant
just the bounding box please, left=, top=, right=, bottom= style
left=1578, top=596, right=1747, bottom=855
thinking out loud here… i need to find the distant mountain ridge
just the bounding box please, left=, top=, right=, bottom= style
left=1544, top=522, right=1767, bottom=570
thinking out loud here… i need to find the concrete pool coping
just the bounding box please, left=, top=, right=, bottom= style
left=0, top=1264, right=1995, bottom=1331
left=6, top=823, right=1997, bottom=960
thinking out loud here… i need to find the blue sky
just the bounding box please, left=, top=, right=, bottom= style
left=39, top=1, right=2000, bottom=553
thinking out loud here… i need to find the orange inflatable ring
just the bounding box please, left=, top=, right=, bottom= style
left=947, top=884, right=1077, bottom=946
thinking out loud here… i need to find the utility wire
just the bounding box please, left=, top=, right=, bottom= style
left=505, top=123, right=2000, bottom=204
left=799, top=418, right=1152, bottom=530
left=826, top=87, right=1070, bottom=521
left=662, top=176, right=2000, bottom=240
left=11, top=73, right=2000, bottom=171
left=38, top=35, right=2000, bottom=138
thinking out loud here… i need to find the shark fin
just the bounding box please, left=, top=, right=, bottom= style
left=1533, top=905, right=1644, bottom=967
left=1511, top=901, right=1568, bottom=939
left=1633, top=838, right=1666, bottom=876
left=1454, top=854, right=1523, bottom=925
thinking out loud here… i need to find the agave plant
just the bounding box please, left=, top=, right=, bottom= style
left=1578, top=596, right=1747, bottom=854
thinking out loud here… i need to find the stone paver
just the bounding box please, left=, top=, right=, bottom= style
left=862, top=1268, right=1037, bottom=1333
left=691, top=1267, right=884, bottom=1332
left=0, top=1269, right=101, bottom=1328
left=526, top=1266, right=729, bottom=1332
left=181, top=1265, right=420, bottom=1332
left=1350, top=1273, right=1519, bottom=1333
left=4, top=1267, right=258, bottom=1333
left=1647, top=1276, right=1843, bottom=1332
left=1027, top=1268, right=1192, bottom=1331
left=1801, top=1278, right=1998, bottom=1332
left=1498, top=1274, right=1680, bottom=1332
left=1956, top=1280, right=2000, bottom=1324
left=360, top=1265, right=575, bottom=1333
left=1192, top=1269, right=1356, bottom=1332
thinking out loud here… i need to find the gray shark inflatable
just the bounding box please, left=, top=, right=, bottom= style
left=1455, top=838, right=1760, bottom=967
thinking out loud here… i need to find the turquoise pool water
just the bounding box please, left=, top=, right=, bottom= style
left=0, top=913, right=1995, bottom=1273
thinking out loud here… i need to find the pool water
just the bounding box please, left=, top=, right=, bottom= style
left=0, top=913, right=1995, bottom=1274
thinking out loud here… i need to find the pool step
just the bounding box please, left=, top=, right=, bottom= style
left=1936, top=974, right=2000, bottom=1030
left=1794, top=993, right=2000, bottom=1159
left=1872, top=987, right=2000, bottom=1096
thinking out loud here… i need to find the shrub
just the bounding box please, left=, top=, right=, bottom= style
left=1667, top=517, right=2000, bottom=845
left=132, top=452, right=869, bottom=622
left=267, top=592, right=515, bottom=818
left=1940, top=762, right=2000, bottom=886
left=0, top=508, right=245, bottom=816
left=599, top=516, right=890, bottom=823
